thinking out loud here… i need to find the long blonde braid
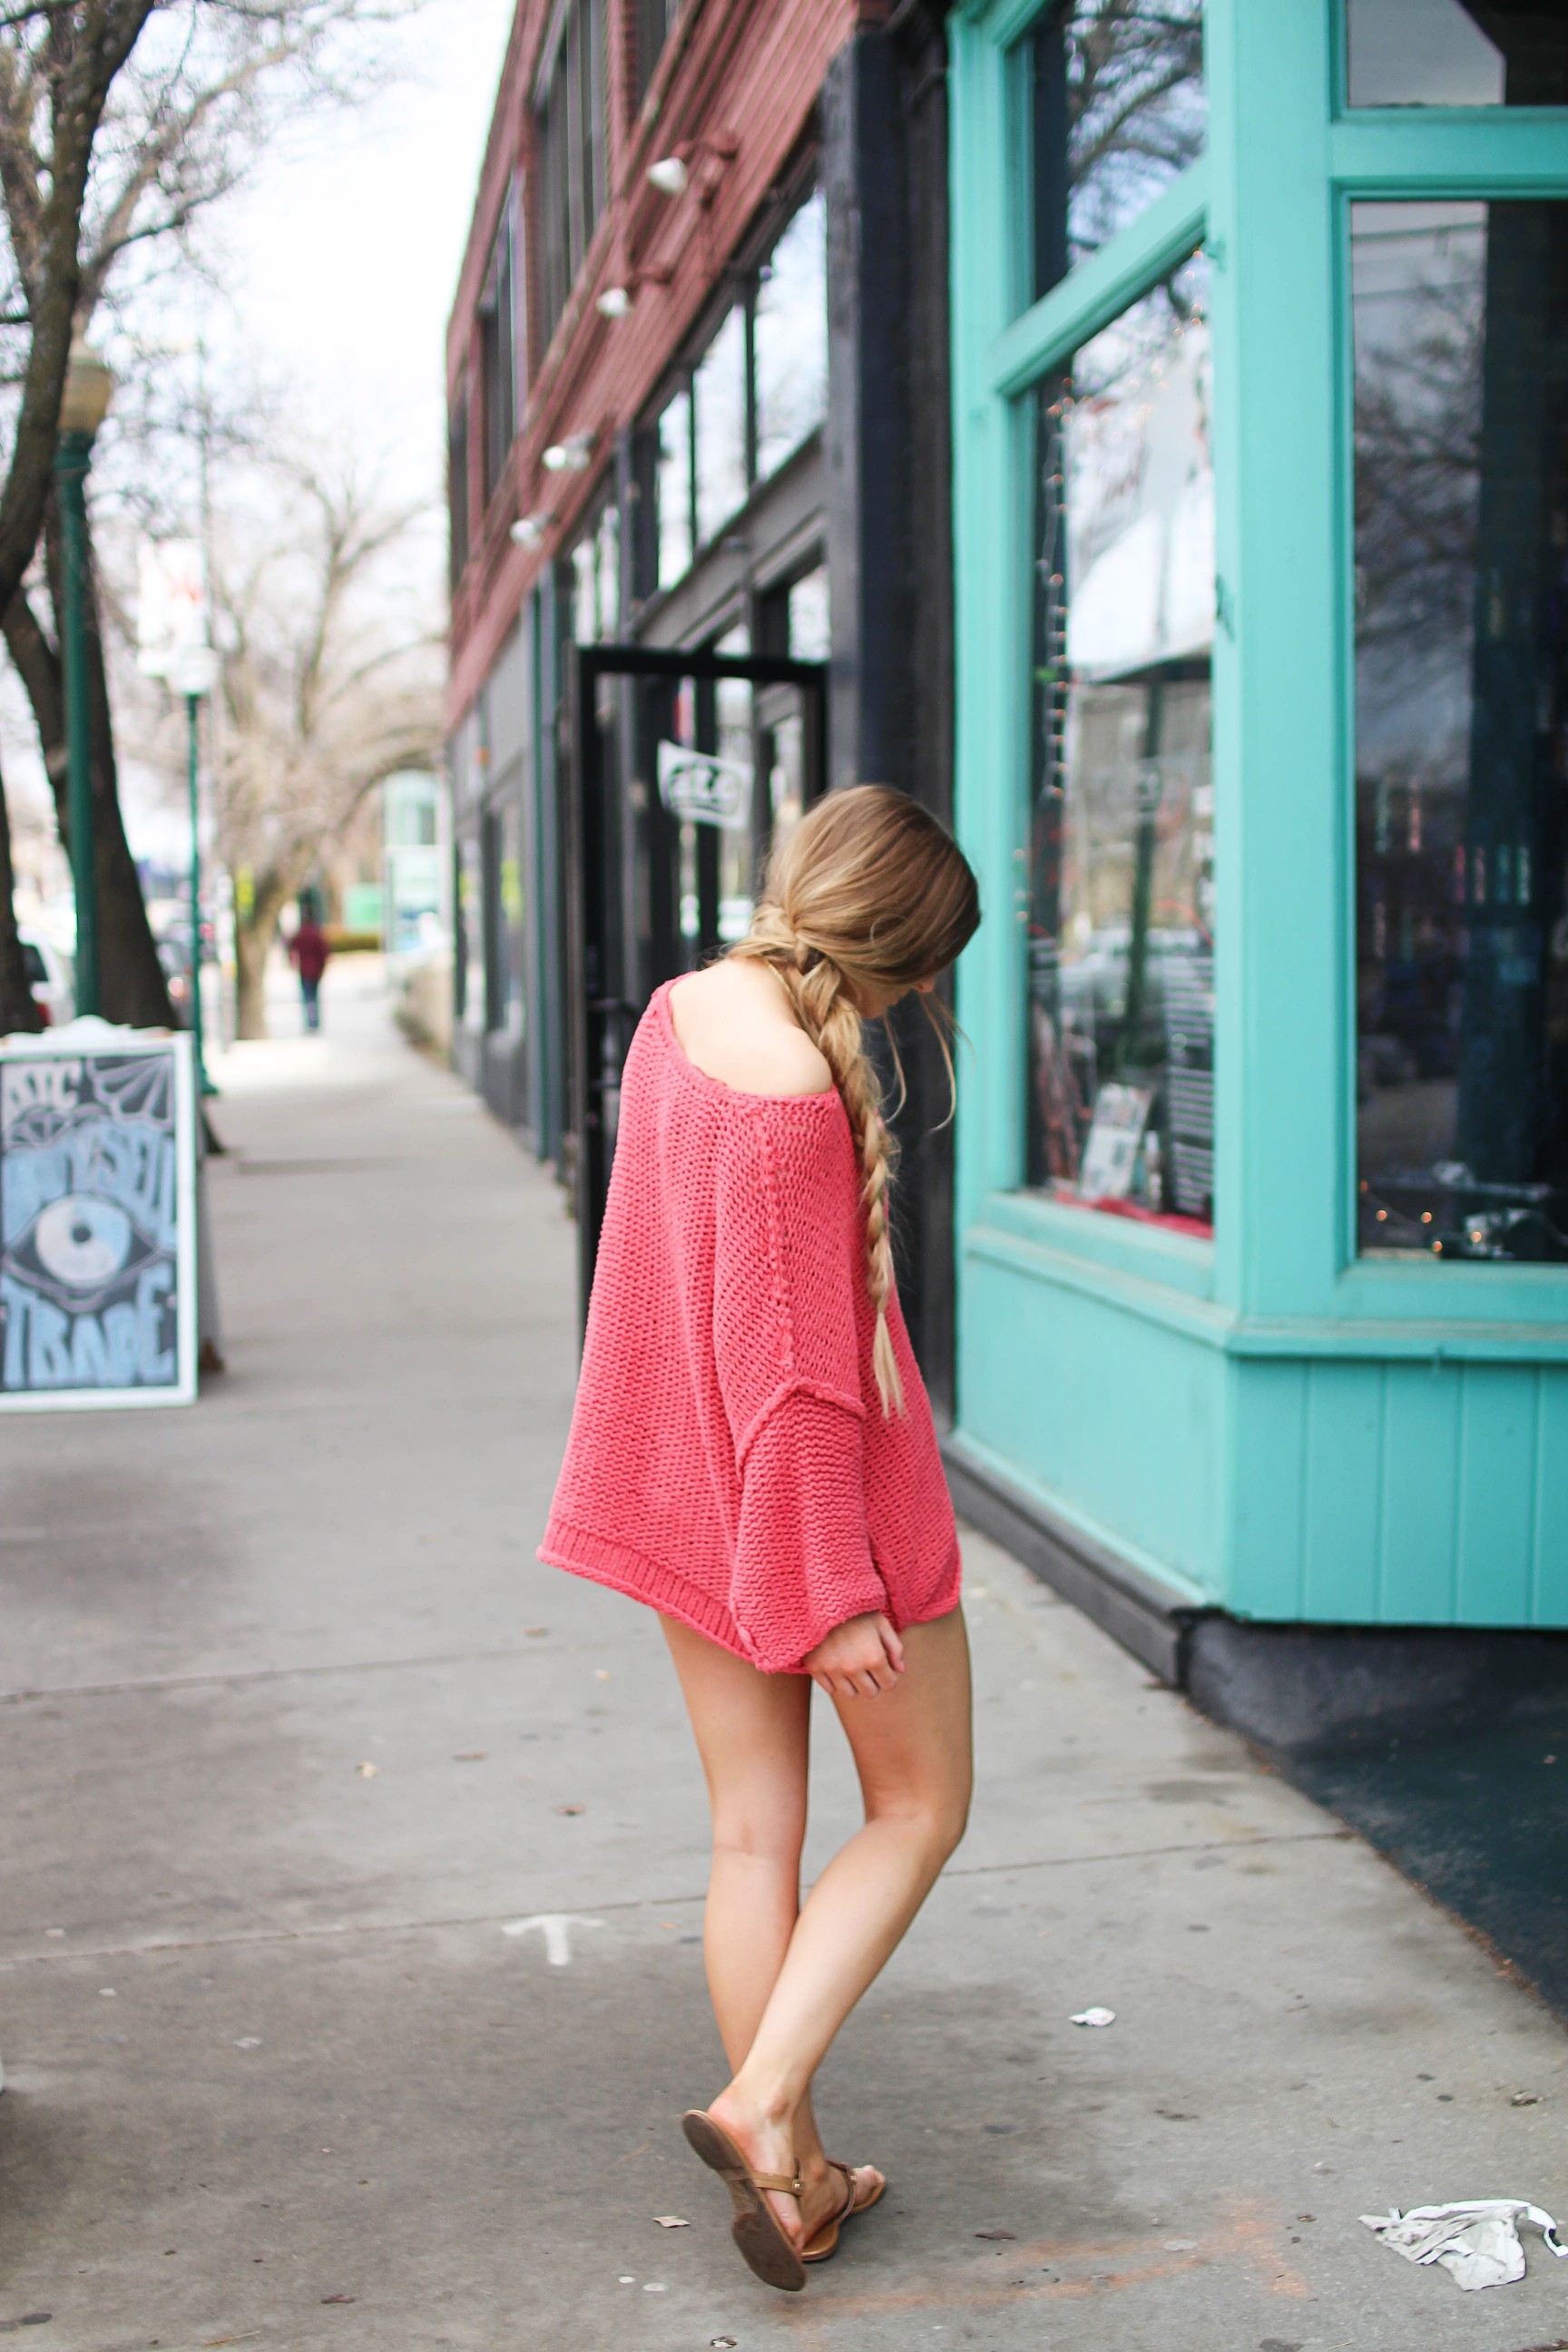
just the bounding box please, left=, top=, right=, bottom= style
left=735, top=905, right=905, bottom=1415
left=729, top=785, right=981, bottom=1418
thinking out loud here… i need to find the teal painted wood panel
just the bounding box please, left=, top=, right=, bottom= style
left=1455, top=1367, right=1538, bottom=1622
left=1301, top=1360, right=1385, bottom=1620
left=1534, top=1374, right=1568, bottom=1624
left=1378, top=1368, right=1461, bottom=1620
left=1227, top=1358, right=1307, bottom=1617
left=959, top=1250, right=1226, bottom=1599
left=1207, top=0, right=1345, bottom=1319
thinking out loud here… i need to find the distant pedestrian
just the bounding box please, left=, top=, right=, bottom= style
left=541, top=786, right=981, bottom=2293
left=288, top=911, right=330, bottom=1032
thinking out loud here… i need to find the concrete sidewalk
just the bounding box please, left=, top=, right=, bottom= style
left=2, top=966, right=1565, bottom=2352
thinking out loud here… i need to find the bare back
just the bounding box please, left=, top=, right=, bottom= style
left=670, top=959, right=834, bottom=1100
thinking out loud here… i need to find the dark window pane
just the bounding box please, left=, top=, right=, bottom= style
left=1026, top=254, right=1215, bottom=1227
left=534, top=0, right=607, bottom=354
left=693, top=306, right=748, bottom=547
left=1032, top=2, right=1206, bottom=289
left=657, top=388, right=693, bottom=588
left=755, top=191, right=828, bottom=479
left=1353, top=200, right=1568, bottom=1260
left=480, top=211, right=515, bottom=507
left=635, top=0, right=675, bottom=106
left=1347, top=0, right=1568, bottom=107
left=447, top=391, right=470, bottom=589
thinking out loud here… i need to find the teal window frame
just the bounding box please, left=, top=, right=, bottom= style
left=950, top=0, right=1568, bottom=1373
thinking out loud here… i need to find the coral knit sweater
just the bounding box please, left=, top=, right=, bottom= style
left=539, top=981, right=961, bottom=1674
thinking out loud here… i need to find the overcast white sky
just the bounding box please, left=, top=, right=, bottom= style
left=214, top=0, right=517, bottom=503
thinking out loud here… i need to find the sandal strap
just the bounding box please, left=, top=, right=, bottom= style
left=752, top=2169, right=803, bottom=2197
left=826, top=2161, right=858, bottom=2227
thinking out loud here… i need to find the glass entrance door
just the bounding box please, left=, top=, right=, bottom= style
left=568, top=642, right=827, bottom=1314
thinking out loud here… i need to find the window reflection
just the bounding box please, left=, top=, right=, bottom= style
left=1026, top=255, right=1215, bottom=1229
left=1347, top=0, right=1568, bottom=107
left=693, top=306, right=748, bottom=548
left=571, top=499, right=620, bottom=642
left=788, top=565, right=830, bottom=662
left=755, top=191, right=828, bottom=479
left=657, top=389, right=692, bottom=588
left=1031, top=2, right=1206, bottom=286
left=715, top=623, right=756, bottom=943
left=1353, top=200, right=1568, bottom=1261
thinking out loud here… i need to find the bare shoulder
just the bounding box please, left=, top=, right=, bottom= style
left=669, top=960, right=834, bottom=1099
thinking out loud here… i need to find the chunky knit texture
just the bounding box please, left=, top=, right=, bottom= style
left=539, top=981, right=961, bottom=1673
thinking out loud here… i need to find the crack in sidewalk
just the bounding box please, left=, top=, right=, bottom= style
left=0, top=1829, right=1346, bottom=1968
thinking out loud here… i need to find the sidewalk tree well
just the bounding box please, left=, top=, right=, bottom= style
left=212, top=449, right=441, bottom=1036
left=0, top=0, right=424, bottom=1019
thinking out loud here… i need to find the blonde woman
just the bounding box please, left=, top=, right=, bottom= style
left=540, top=785, right=981, bottom=2293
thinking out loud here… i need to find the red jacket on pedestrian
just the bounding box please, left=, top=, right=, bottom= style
left=289, top=922, right=330, bottom=984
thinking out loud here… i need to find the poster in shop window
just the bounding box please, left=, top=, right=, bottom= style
left=0, top=1028, right=196, bottom=1411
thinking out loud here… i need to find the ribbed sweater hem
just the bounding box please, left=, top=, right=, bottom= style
left=539, top=1514, right=749, bottom=1659
left=539, top=1514, right=965, bottom=1674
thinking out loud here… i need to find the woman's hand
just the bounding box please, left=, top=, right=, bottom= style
left=804, top=1612, right=906, bottom=1700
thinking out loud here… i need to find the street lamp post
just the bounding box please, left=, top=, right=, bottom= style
left=168, top=642, right=220, bottom=1095
left=54, top=336, right=114, bottom=1019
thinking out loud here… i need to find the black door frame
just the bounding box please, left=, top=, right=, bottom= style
left=567, top=640, right=828, bottom=1320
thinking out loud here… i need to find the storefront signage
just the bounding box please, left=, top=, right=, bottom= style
left=657, top=740, right=753, bottom=832
left=0, top=1028, right=197, bottom=1411
left=1077, top=1083, right=1152, bottom=1200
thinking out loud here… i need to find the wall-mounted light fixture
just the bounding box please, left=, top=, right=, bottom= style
left=596, top=286, right=633, bottom=319
left=542, top=431, right=595, bottom=473
left=510, top=512, right=555, bottom=549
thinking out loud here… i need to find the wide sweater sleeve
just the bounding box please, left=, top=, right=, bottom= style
left=710, top=1102, right=890, bottom=1672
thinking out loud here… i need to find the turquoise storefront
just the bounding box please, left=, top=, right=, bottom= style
left=945, top=0, right=1568, bottom=1673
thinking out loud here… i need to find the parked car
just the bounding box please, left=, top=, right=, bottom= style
left=19, top=929, right=74, bottom=1027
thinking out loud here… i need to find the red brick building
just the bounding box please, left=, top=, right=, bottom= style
left=446, top=0, right=957, bottom=1396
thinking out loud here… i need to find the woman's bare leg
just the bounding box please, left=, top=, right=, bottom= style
left=706, top=1608, right=973, bottom=2245
left=660, top=1619, right=837, bottom=2218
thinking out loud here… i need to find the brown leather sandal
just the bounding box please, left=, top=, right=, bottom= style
left=801, top=2159, right=887, bottom=2263
left=681, top=2109, right=808, bottom=2293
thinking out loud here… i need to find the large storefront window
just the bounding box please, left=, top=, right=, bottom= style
left=652, top=190, right=828, bottom=593
left=1347, top=0, right=1568, bottom=108
left=1030, top=2, right=1205, bottom=286
left=1353, top=199, right=1568, bottom=1262
left=657, top=388, right=692, bottom=584
left=572, top=500, right=620, bottom=642
left=693, top=306, right=748, bottom=549
left=754, top=191, right=828, bottom=477
left=1025, top=253, right=1215, bottom=1228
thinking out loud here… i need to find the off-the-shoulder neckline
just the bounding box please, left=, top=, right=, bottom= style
left=653, top=979, right=843, bottom=1110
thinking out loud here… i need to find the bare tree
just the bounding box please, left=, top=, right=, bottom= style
left=1060, top=2, right=1205, bottom=261
left=206, top=447, right=440, bottom=1036
left=0, top=0, right=162, bottom=1032
left=0, top=0, right=417, bottom=1033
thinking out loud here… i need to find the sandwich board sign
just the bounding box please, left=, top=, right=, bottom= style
left=0, top=1024, right=196, bottom=1410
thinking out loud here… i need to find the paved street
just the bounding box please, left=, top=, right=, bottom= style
left=3, top=966, right=1566, bottom=2352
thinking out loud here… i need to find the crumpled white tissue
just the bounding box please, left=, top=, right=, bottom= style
left=1359, top=2200, right=1567, bottom=2290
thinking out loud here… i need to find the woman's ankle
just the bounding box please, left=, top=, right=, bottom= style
left=711, top=2076, right=799, bottom=2140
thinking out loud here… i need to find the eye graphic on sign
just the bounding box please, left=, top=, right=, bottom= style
left=33, top=1194, right=134, bottom=1289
